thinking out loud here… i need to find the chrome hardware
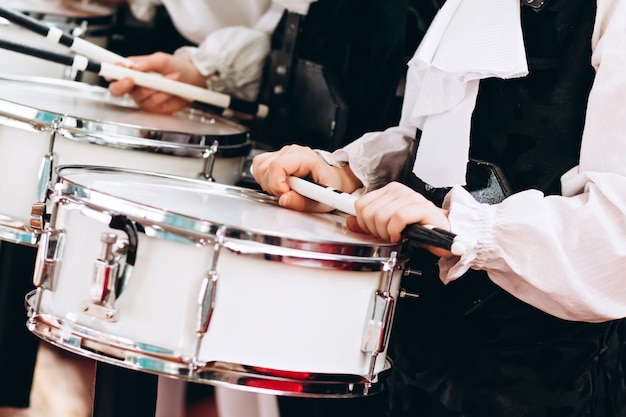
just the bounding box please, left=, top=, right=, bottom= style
left=106, top=215, right=138, bottom=298
left=36, top=124, right=60, bottom=203
left=399, top=288, right=420, bottom=299
left=399, top=268, right=423, bottom=300
left=83, top=232, right=128, bottom=322
left=90, top=233, right=119, bottom=303
left=192, top=227, right=225, bottom=367
left=36, top=152, right=55, bottom=203
left=0, top=215, right=38, bottom=246
left=403, top=268, right=422, bottom=277
left=197, top=140, right=219, bottom=181
left=33, top=229, right=65, bottom=293
left=361, top=252, right=398, bottom=382
left=30, top=202, right=47, bottom=233
left=361, top=291, right=395, bottom=353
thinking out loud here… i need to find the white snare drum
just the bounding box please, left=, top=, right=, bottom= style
left=0, top=74, right=250, bottom=237
left=26, top=165, right=407, bottom=397
left=0, top=0, right=117, bottom=84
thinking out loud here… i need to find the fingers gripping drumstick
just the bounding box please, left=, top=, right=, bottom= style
left=285, top=176, right=471, bottom=256
left=0, top=38, right=269, bottom=118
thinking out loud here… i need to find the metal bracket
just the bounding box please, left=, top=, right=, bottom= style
left=197, top=140, right=219, bottom=181
left=33, top=229, right=65, bottom=293
left=191, top=227, right=225, bottom=368
left=360, top=252, right=398, bottom=381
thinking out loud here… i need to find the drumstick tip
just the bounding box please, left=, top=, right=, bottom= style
left=450, top=238, right=472, bottom=256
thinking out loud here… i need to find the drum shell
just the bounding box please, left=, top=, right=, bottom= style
left=34, top=167, right=405, bottom=379
left=53, top=137, right=246, bottom=190
left=0, top=124, right=49, bottom=225
left=0, top=76, right=250, bottom=226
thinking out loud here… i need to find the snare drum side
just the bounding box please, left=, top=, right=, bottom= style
left=31, top=197, right=216, bottom=361
left=199, top=249, right=402, bottom=378
left=53, top=137, right=247, bottom=186
left=0, top=124, right=51, bottom=225
left=26, top=165, right=406, bottom=398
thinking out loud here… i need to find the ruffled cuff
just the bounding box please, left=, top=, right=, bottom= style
left=315, top=129, right=414, bottom=191
left=438, top=185, right=498, bottom=283
left=175, top=26, right=270, bottom=102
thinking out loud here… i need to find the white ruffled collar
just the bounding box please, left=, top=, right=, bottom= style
left=407, top=0, right=528, bottom=188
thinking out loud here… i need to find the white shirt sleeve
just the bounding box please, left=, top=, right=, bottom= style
left=175, top=26, right=271, bottom=102
left=437, top=0, right=626, bottom=323
left=171, top=0, right=317, bottom=102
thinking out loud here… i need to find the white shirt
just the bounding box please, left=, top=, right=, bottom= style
left=320, top=0, right=626, bottom=323
left=126, top=0, right=316, bottom=101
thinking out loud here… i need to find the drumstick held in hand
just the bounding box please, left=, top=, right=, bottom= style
left=0, top=38, right=269, bottom=118
left=0, top=5, right=133, bottom=67
left=286, top=176, right=470, bottom=256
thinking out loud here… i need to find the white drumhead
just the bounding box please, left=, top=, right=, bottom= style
left=0, top=75, right=246, bottom=137
left=57, top=166, right=393, bottom=250
left=1, top=0, right=114, bottom=20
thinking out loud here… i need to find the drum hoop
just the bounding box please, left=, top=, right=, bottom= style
left=27, top=308, right=390, bottom=398
left=0, top=75, right=252, bottom=155
left=53, top=165, right=405, bottom=264
left=0, top=222, right=38, bottom=246
left=59, top=127, right=252, bottom=158
left=23, top=7, right=117, bottom=31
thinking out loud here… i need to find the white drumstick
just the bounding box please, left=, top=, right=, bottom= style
left=286, top=176, right=358, bottom=215
left=286, top=176, right=470, bottom=256
left=0, top=38, right=269, bottom=118
left=0, top=5, right=133, bottom=67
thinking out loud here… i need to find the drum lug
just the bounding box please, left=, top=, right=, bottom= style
left=33, top=229, right=65, bottom=292
left=197, top=140, right=219, bottom=181
left=36, top=151, right=56, bottom=203
left=192, top=227, right=225, bottom=367
left=83, top=232, right=127, bottom=322
left=360, top=252, right=398, bottom=381
left=361, top=291, right=395, bottom=354
left=30, top=202, right=49, bottom=233
left=197, top=271, right=218, bottom=336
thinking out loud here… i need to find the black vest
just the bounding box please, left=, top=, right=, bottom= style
left=389, top=1, right=626, bottom=416
left=470, top=0, right=595, bottom=195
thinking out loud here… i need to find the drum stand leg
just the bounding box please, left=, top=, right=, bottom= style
left=0, top=241, right=40, bottom=407
left=91, top=362, right=158, bottom=417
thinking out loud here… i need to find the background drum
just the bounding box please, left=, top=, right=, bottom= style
left=0, top=0, right=117, bottom=84
left=0, top=74, right=250, bottom=231
left=27, top=165, right=407, bottom=398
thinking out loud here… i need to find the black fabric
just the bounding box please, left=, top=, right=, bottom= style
left=470, top=0, right=595, bottom=195
left=280, top=0, right=626, bottom=416
left=259, top=0, right=446, bottom=151
left=92, top=362, right=158, bottom=417
left=0, top=241, right=39, bottom=407
left=107, top=5, right=194, bottom=58
left=296, top=0, right=424, bottom=144
left=385, top=1, right=626, bottom=416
